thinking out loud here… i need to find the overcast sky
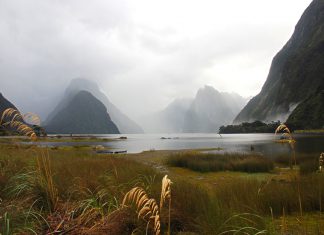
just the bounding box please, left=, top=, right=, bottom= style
left=0, top=0, right=312, bottom=120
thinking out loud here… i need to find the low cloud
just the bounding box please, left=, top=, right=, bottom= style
left=0, top=0, right=312, bottom=119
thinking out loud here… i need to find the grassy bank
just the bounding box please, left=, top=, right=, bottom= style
left=166, top=152, right=274, bottom=173
left=1, top=141, right=324, bottom=234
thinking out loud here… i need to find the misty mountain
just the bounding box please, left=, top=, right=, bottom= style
left=140, top=86, right=246, bottom=133
left=139, top=98, right=192, bottom=133
left=183, top=86, right=247, bottom=133
left=286, top=89, right=324, bottom=129
left=234, top=0, right=324, bottom=126
left=45, top=78, right=143, bottom=134
left=45, top=90, right=119, bottom=134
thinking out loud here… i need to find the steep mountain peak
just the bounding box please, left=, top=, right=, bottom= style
left=46, top=78, right=144, bottom=133
left=234, top=0, right=324, bottom=124
left=183, top=86, right=247, bottom=133
left=67, top=78, right=100, bottom=94
left=197, top=85, right=220, bottom=96
left=45, top=90, right=119, bottom=134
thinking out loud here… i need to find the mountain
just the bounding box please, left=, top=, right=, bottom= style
left=234, top=0, right=324, bottom=125
left=139, top=86, right=246, bottom=133
left=286, top=89, right=324, bottom=129
left=45, top=78, right=143, bottom=133
left=0, top=93, right=19, bottom=118
left=139, top=98, right=192, bottom=133
left=45, top=90, right=119, bottom=134
left=183, top=86, right=247, bottom=133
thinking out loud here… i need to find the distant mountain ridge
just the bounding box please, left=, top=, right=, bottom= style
left=234, top=0, right=324, bottom=127
left=45, top=90, right=119, bottom=134
left=140, top=86, right=247, bottom=133
left=183, top=86, right=247, bottom=133
left=139, top=98, right=192, bottom=133
left=45, top=78, right=143, bottom=134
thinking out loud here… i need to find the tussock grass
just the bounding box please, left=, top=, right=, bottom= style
left=0, top=108, right=37, bottom=140
left=166, top=152, right=274, bottom=173
left=0, top=146, right=161, bottom=234
left=123, top=187, right=161, bottom=235
left=122, top=175, right=172, bottom=235
left=1, top=117, right=324, bottom=234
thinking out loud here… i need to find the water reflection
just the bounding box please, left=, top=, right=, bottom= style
left=30, top=133, right=324, bottom=156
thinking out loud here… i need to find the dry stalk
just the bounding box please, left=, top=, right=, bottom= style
left=319, top=153, right=324, bottom=172
left=160, top=175, right=172, bottom=235
left=23, top=112, right=41, bottom=126
left=0, top=108, right=37, bottom=141
left=36, top=148, right=58, bottom=212
left=123, top=187, right=161, bottom=235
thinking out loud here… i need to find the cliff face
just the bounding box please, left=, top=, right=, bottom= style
left=286, top=89, right=324, bottom=129
left=45, top=91, right=119, bottom=134
left=234, top=0, right=324, bottom=124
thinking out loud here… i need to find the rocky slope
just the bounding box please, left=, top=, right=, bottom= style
left=286, top=89, right=324, bottom=129
left=234, top=0, right=324, bottom=125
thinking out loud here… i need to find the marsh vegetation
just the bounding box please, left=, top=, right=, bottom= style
left=1, top=109, right=324, bottom=234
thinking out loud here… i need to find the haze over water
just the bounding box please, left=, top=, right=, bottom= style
left=36, top=133, right=324, bottom=155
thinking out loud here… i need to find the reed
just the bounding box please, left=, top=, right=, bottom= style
left=122, top=175, right=174, bottom=235
left=0, top=108, right=37, bottom=140
left=319, top=153, right=324, bottom=172
left=275, top=124, right=303, bottom=221
left=160, top=175, right=172, bottom=235
left=122, top=187, right=161, bottom=235
left=35, top=149, right=58, bottom=212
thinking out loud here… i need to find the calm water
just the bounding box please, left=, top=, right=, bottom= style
left=32, top=133, right=324, bottom=156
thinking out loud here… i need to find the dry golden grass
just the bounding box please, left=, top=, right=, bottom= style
left=36, top=149, right=58, bottom=212
left=23, top=112, right=41, bottom=126
left=160, top=175, right=172, bottom=209
left=122, top=175, right=173, bottom=235
left=122, top=186, right=161, bottom=235
left=275, top=124, right=303, bottom=219
left=275, top=124, right=291, bottom=134
left=275, top=124, right=295, bottom=144
left=319, top=153, right=324, bottom=172
left=0, top=108, right=37, bottom=140
left=160, top=175, right=172, bottom=235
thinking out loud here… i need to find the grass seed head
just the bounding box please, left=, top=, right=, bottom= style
left=160, top=175, right=172, bottom=209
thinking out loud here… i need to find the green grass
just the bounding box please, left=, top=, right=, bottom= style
left=1, top=141, right=324, bottom=234
left=166, top=152, right=274, bottom=173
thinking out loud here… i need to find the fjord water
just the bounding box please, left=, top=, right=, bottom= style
left=41, top=133, right=324, bottom=155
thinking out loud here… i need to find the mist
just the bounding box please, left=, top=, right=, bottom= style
left=0, top=0, right=312, bottom=121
